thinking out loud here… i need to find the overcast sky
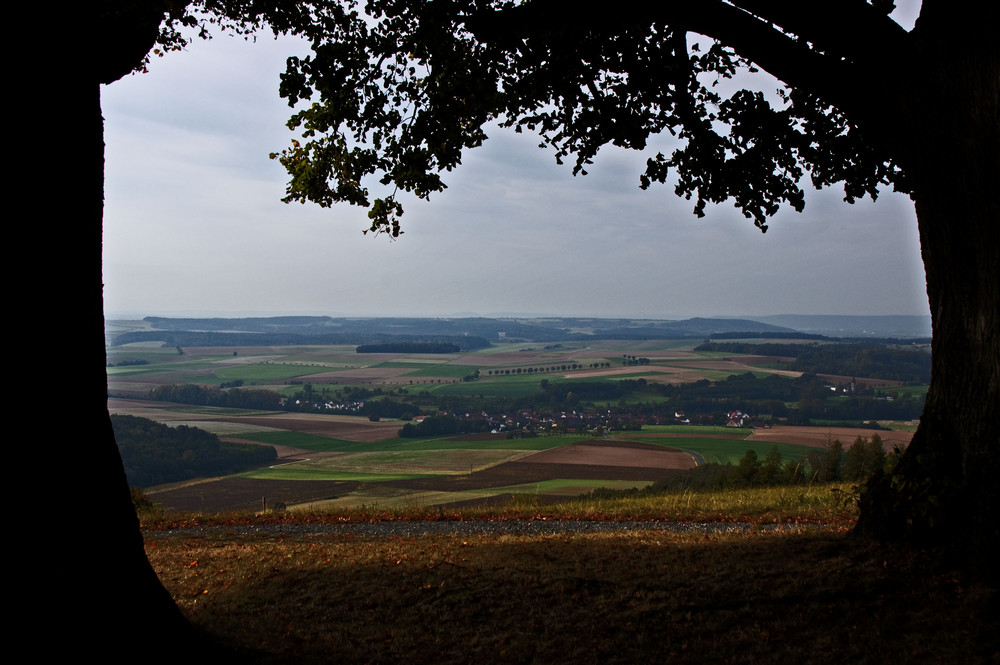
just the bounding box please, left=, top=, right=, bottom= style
left=101, top=2, right=929, bottom=321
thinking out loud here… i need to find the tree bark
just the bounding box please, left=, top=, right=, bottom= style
left=29, top=5, right=205, bottom=657
left=44, top=74, right=201, bottom=660
left=856, top=5, right=1000, bottom=579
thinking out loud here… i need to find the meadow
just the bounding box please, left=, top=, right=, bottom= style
left=109, top=335, right=914, bottom=513
left=107, top=337, right=807, bottom=398
left=127, top=410, right=840, bottom=513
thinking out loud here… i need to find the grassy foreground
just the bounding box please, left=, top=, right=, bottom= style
left=144, top=486, right=997, bottom=664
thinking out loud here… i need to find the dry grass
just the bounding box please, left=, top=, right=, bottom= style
left=140, top=483, right=859, bottom=530
left=140, top=483, right=997, bottom=664
left=147, top=527, right=997, bottom=664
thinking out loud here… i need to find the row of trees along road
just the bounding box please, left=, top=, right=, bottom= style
left=44, top=1, right=997, bottom=658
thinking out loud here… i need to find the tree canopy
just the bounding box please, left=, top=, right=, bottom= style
left=265, top=0, right=912, bottom=236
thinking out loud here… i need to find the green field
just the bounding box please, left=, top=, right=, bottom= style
left=639, top=425, right=740, bottom=435
left=235, top=431, right=371, bottom=452
left=236, top=431, right=593, bottom=454
left=407, top=374, right=548, bottom=397
left=109, top=334, right=923, bottom=514
left=401, top=363, right=479, bottom=377
left=889, top=385, right=929, bottom=397
left=211, top=364, right=335, bottom=383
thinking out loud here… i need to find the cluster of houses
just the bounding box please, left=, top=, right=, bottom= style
left=726, top=410, right=754, bottom=428
left=286, top=398, right=368, bottom=413
left=284, top=399, right=764, bottom=433
left=414, top=407, right=762, bottom=435
left=408, top=408, right=645, bottom=435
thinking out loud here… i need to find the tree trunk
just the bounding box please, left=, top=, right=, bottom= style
left=856, top=6, right=1000, bottom=579
left=45, top=74, right=200, bottom=657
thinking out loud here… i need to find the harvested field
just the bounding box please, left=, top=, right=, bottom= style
left=109, top=403, right=402, bottom=443
left=747, top=425, right=912, bottom=450
left=519, top=440, right=697, bottom=470
left=384, top=440, right=695, bottom=493
left=270, top=448, right=532, bottom=475
left=211, top=413, right=401, bottom=442
left=383, top=461, right=678, bottom=493
left=146, top=477, right=358, bottom=513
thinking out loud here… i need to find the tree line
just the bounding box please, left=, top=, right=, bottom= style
left=591, top=435, right=892, bottom=497
left=113, top=331, right=490, bottom=351
left=112, top=415, right=276, bottom=488
left=149, top=384, right=283, bottom=410
left=695, top=342, right=931, bottom=383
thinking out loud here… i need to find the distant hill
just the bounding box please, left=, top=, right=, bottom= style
left=586, top=317, right=795, bottom=340
left=108, top=314, right=934, bottom=346
left=752, top=315, right=932, bottom=339
left=109, top=315, right=797, bottom=346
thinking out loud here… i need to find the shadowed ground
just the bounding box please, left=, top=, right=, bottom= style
left=147, top=528, right=999, bottom=664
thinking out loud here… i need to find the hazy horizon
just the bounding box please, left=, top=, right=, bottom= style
left=105, top=310, right=933, bottom=321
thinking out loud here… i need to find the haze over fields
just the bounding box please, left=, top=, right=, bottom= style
left=101, top=4, right=928, bottom=321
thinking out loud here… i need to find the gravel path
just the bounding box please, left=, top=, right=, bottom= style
left=147, top=520, right=822, bottom=539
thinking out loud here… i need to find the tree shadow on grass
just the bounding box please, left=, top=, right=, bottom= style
left=148, top=529, right=997, bottom=664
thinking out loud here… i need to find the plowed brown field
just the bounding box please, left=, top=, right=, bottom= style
left=747, top=425, right=912, bottom=450
left=209, top=413, right=401, bottom=442
left=518, top=441, right=697, bottom=469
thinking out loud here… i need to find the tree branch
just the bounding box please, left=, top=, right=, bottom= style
left=729, top=0, right=909, bottom=64
left=465, top=0, right=906, bottom=117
